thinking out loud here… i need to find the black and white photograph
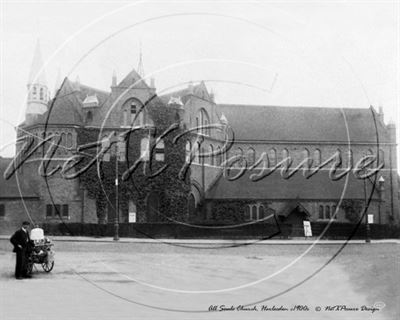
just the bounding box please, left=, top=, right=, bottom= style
left=0, top=1, right=399, bottom=319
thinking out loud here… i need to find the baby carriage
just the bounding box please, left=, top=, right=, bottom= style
left=26, top=227, right=55, bottom=275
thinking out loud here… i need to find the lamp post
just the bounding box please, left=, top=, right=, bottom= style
left=378, top=176, right=385, bottom=224
left=114, top=152, right=119, bottom=241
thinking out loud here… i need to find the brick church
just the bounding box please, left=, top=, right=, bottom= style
left=1, top=41, right=399, bottom=234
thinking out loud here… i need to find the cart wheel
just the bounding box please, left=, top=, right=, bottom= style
left=42, top=261, right=54, bottom=272
left=26, top=261, right=33, bottom=275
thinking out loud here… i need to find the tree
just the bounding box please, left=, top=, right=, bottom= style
left=340, top=199, right=363, bottom=223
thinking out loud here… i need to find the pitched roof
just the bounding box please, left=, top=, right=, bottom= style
left=22, top=78, right=110, bottom=127
left=0, top=158, right=39, bottom=199
left=159, top=83, right=208, bottom=105
left=41, top=78, right=84, bottom=126
left=206, top=169, right=379, bottom=201
left=118, top=68, right=149, bottom=89
left=217, top=104, right=390, bottom=143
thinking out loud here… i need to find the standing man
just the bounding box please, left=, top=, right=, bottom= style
left=10, top=221, right=31, bottom=279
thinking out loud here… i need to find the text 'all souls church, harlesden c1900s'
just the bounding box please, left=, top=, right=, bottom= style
left=0, top=41, right=399, bottom=235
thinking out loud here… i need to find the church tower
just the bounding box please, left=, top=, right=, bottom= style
left=26, top=40, right=49, bottom=124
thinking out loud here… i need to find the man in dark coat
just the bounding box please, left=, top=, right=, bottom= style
left=10, top=221, right=31, bottom=279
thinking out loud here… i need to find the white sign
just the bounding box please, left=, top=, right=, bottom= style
left=368, top=214, right=374, bottom=224
left=129, top=212, right=136, bottom=223
left=303, top=221, right=312, bottom=237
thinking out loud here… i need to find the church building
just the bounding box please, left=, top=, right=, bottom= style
left=1, top=41, right=399, bottom=234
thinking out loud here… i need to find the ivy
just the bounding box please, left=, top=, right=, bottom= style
left=75, top=98, right=191, bottom=223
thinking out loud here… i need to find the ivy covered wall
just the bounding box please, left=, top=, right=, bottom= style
left=75, top=98, right=191, bottom=224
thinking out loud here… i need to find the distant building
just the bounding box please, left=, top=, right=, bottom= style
left=0, top=41, right=398, bottom=234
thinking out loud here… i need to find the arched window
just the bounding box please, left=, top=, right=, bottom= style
left=123, top=110, right=128, bottom=126
left=247, top=148, right=256, bottom=166
left=60, top=133, right=66, bottom=154
left=378, top=149, right=384, bottom=166
left=60, top=133, right=66, bottom=146
left=32, top=86, right=37, bottom=97
left=130, top=102, right=137, bottom=122
left=319, top=205, right=324, bottom=219
left=245, top=206, right=251, bottom=221
left=86, top=111, right=93, bottom=123
left=209, top=145, right=214, bottom=166
left=216, top=146, right=222, bottom=166
left=236, top=147, right=244, bottom=167
left=39, top=88, right=44, bottom=100
left=141, top=137, right=150, bottom=161
left=259, top=205, right=265, bottom=220
left=55, top=132, right=60, bottom=150
left=282, top=148, right=290, bottom=166
left=314, top=149, right=321, bottom=166
left=185, top=141, right=192, bottom=163
left=194, top=142, right=201, bottom=163
left=303, top=148, right=310, bottom=168
left=332, top=205, right=337, bottom=220
left=345, top=149, right=353, bottom=168
left=336, top=149, right=342, bottom=168
left=325, top=205, right=331, bottom=219
left=122, top=98, right=144, bottom=126
left=198, top=109, right=210, bottom=135
left=66, top=133, right=73, bottom=148
left=155, top=140, right=165, bottom=161
left=251, top=205, right=257, bottom=220
left=188, top=194, right=196, bottom=219
left=268, top=148, right=277, bottom=167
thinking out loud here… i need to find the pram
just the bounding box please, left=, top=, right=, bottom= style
left=26, top=228, right=55, bottom=274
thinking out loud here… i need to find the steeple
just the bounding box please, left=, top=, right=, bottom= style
left=137, top=42, right=145, bottom=79
left=26, top=39, right=49, bottom=124
left=28, top=39, right=47, bottom=85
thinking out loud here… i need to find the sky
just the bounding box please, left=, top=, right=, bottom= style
left=1, top=0, right=399, bottom=158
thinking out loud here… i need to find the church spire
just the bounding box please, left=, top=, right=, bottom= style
left=137, top=42, right=145, bottom=78
left=26, top=39, right=49, bottom=124
left=28, top=39, right=47, bottom=86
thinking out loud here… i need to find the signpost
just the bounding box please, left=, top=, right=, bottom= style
left=303, top=221, right=312, bottom=237
left=129, top=212, right=136, bottom=223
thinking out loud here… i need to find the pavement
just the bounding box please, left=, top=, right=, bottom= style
left=1, top=238, right=399, bottom=320
left=1, top=235, right=399, bottom=244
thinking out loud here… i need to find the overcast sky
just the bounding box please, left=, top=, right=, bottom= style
left=1, top=0, right=399, bottom=157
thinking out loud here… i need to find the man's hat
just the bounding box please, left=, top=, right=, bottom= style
left=22, top=221, right=30, bottom=226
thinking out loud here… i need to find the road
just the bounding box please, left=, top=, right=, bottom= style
left=0, top=239, right=399, bottom=320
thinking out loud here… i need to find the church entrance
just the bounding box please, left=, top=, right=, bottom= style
left=188, top=194, right=196, bottom=221
left=147, top=192, right=160, bottom=222
left=286, top=206, right=309, bottom=236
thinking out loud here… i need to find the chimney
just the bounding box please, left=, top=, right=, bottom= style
left=75, top=75, right=80, bottom=90
left=188, top=81, right=194, bottom=94
left=112, top=70, right=117, bottom=87
left=209, top=89, right=215, bottom=102
left=378, top=105, right=384, bottom=124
